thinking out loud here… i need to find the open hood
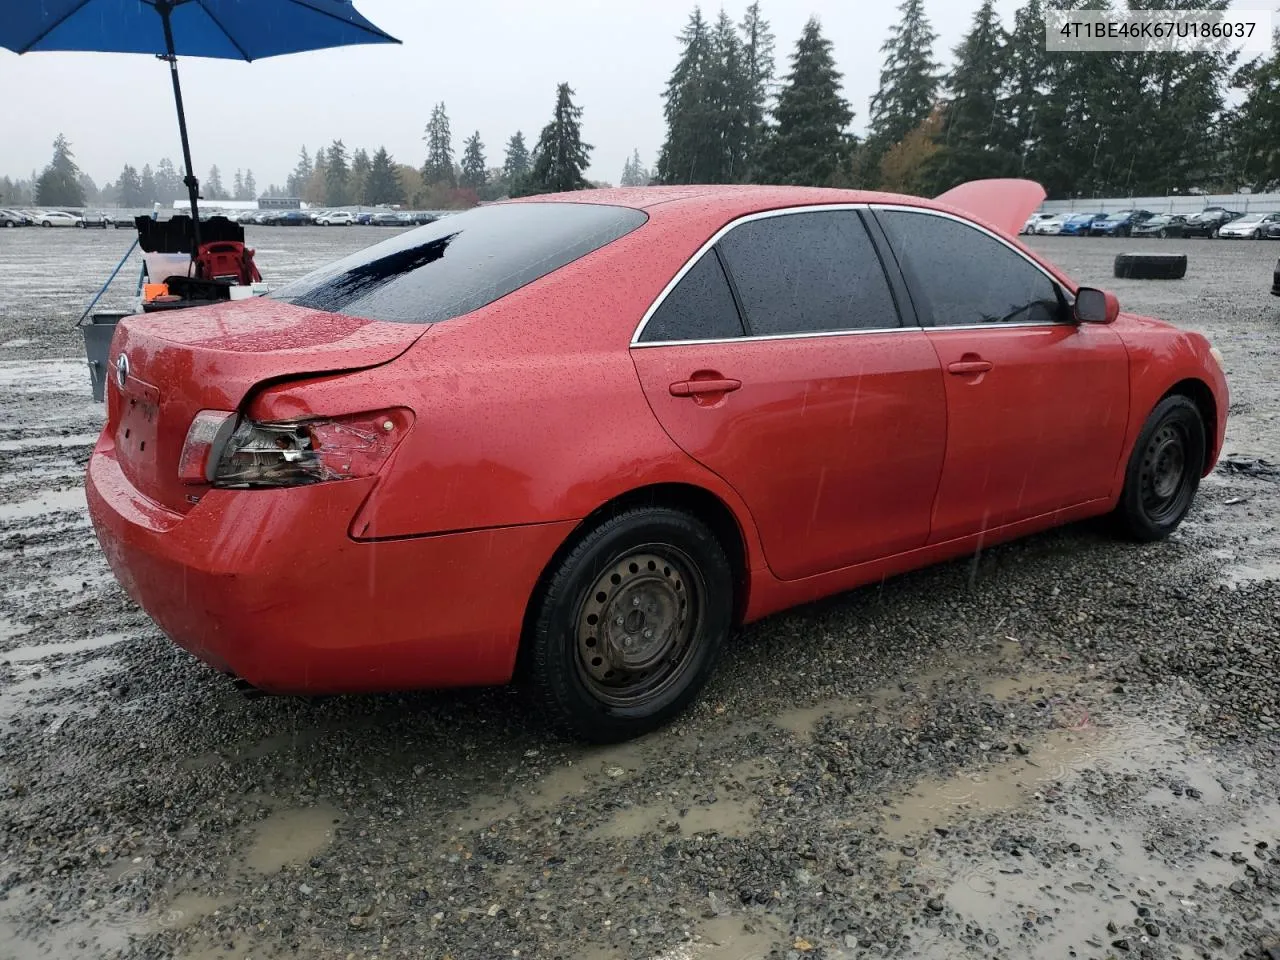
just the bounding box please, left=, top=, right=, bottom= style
left=933, top=179, right=1047, bottom=238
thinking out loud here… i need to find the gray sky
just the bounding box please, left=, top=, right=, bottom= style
left=1, top=0, right=1276, bottom=193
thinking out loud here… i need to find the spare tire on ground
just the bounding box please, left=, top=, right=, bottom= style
left=1114, top=252, right=1187, bottom=280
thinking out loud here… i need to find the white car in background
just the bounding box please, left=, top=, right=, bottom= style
left=1216, top=211, right=1280, bottom=239
left=38, top=210, right=83, bottom=227
left=315, top=210, right=355, bottom=226
left=1034, top=215, right=1067, bottom=235
left=1021, top=212, right=1055, bottom=234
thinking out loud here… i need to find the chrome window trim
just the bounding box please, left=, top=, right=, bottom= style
left=629, top=202, right=913, bottom=347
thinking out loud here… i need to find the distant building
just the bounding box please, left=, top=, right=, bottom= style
left=257, top=197, right=302, bottom=210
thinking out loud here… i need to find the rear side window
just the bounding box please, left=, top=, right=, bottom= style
left=877, top=210, right=1063, bottom=327
left=715, top=211, right=900, bottom=336
left=639, top=251, right=745, bottom=343
left=271, top=202, right=647, bottom=324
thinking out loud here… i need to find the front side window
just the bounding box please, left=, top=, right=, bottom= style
left=271, top=202, right=647, bottom=324
left=877, top=210, right=1064, bottom=328
left=640, top=250, right=744, bottom=343
left=714, top=211, right=900, bottom=336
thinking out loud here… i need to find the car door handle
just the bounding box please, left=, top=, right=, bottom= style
left=947, top=360, right=993, bottom=375
left=670, top=378, right=742, bottom=397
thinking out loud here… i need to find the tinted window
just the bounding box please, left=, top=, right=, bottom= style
left=640, top=251, right=744, bottom=343
left=271, top=202, right=647, bottom=324
left=715, top=211, right=899, bottom=336
left=877, top=211, right=1063, bottom=327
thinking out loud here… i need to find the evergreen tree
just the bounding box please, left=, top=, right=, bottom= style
left=350, top=149, right=370, bottom=203
left=326, top=139, right=350, bottom=205
left=461, top=131, right=487, bottom=190
left=243, top=169, right=256, bottom=200
left=1004, top=0, right=1050, bottom=177
left=866, top=0, right=940, bottom=181
left=524, top=83, right=593, bottom=194
left=709, top=8, right=753, bottom=181
left=758, top=18, right=853, bottom=186
left=657, top=8, right=716, bottom=183
left=365, top=146, right=401, bottom=205
left=286, top=146, right=311, bottom=197
left=155, top=158, right=181, bottom=203
left=621, top=148, right=651, bottom=186
left=739, top=1, right=776, bottom=176
left=304, top=147, right=328, bottom=205
left=117, top=164, right=143, bottom=207
left=927, top=0, right=1017, bottom=192
left=35, top=134, right=85, bottom=207
left=503, top=131, right=531, bottom=181
left=205, top=165, right=225, bottom=200
left=78, top=173, right=99, bottom=205
left=233, top=169, right=245, bottom=200
left=140, top=164, right=156, bottom=204
left=1227, top=30, right=1280, bottom=191
left=422, top=103, right=457, bottom=187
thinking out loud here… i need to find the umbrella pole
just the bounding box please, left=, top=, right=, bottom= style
left=157, top=1, right=202, bottom=257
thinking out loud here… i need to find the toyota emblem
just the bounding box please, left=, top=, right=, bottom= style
left=115, top=353, right=130, bottom=389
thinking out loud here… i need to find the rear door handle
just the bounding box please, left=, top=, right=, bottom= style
left=670, top=378, right=742, bottom=397
left=947, top=360, right=993, bottom=375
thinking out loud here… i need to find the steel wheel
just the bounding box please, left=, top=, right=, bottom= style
left=574, top=547, right=704, bottom=709
left=1139, top=422, right=1190, bottom=525
left=1117, top=395, right=1205, bottom=542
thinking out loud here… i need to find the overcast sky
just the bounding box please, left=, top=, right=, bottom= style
left=1, top=0, right=1277, bottom=193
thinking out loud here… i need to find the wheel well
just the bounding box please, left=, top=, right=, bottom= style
left=1162, top=378, right=1216, bottom=472
left=515, top=484, right=752, bottom=678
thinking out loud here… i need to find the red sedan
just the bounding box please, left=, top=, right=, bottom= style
left=87, top=182, right=1229, bottom=742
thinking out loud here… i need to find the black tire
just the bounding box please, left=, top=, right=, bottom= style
left=2, top=220, right=13, bottom=228
left=1116, top=395, right=1206, bottom=542
left=527, top=506, right=733, bottom=743
left=1158, top=228, right=1168, bottom=239
left=42, top=220, right=51, bottom=227
left=1253, top=229, right=1262, bottom=240
left=1114, top=252, right=1187, bottom=280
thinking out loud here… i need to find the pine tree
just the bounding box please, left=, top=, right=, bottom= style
left=304, top=148, right=327, bottom=205
left=503, top=131, right=531, bottom=181
left=709, top=8, right=753, bottom=181
left=286, top=146, right=311, bottom=197
left=758, top=18, right=853, bottom=186
left=35, top=134, right=85, bottom=207
left=326, top=139, right=350, bottom=205
left=524, top=83, right=593, bottom=194
left=243, top=169, right=256, bottom=200
left=927, top=0, right=1017, bottom=192
left=657, top=8, right=716, bottom=183
left=205, top=165, right=225, bottom=200
left=1004, top=0, right=1049, bottom=177
left=350, top=150, right=370, bottom=203
left=155, top=158, right=181, bottom=203
left=621, top=148, right=651, bottom=186
left=866, top=0, right=940, bottom=181
left=461, top=132, right=487, bottom=190
left=1227, top=30, right=1280, bottom=191
left=117, top=164, right=143, bottom=207
left=422, top=103, right=457, bottom=187
left=232, top=169, right=244, bottom=200
left=739, top=1, right=776, bottom=176
left=140, top=164, right=156, bottom=204
left=365, top=147, right=400, bottom=205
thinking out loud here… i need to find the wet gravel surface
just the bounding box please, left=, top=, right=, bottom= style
left=1, top=227, right=1279, bottom=960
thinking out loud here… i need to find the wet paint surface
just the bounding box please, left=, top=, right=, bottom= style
left=1, top=230, right=1279, bottom=960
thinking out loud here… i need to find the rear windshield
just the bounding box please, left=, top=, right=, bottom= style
left=270, top=202, right=647, bottom=324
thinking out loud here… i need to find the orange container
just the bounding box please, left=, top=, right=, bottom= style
left=143, top=283, right=169, bottom=301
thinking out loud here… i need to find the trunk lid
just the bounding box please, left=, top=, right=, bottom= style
left=104, top=299, right=427, bottom=514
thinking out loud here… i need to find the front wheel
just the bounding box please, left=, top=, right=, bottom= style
left=526, top=506, right=733, bottom=743
left=1158, top=228, right=1168, bottom=239
left=42, top=220, right=51, bottom=227
left=1115, top=395, right=1206, bottom=542
left=1253, top=229, right=1262, bottom=240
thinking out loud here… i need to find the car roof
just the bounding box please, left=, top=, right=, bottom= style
left=510, top=184, right=957, bottom=216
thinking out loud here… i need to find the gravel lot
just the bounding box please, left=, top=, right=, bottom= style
left=2, top=226, right=1279, bottom=960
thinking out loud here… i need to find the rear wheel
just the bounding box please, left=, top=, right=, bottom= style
left=527, top=506, right=733, bottom=742
left=1253, top=229, right=1262, bottom=240
left=1158, top=228, right=1168, bottom=239
left=1116, top=395, right=1206, bottom=542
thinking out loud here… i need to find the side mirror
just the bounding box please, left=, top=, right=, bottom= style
left=1075, top=287, right=1120, bottom=325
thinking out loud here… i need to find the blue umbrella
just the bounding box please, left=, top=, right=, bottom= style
left=1, top=0, right=399, bottom=247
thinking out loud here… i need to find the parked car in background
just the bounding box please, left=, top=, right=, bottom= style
left=1180, top=208, right=1242, bottom=238
left=355, top=211, right=373, bottom=225
left=316, top=210, right=355, bottom=226
left=1089, top=210, right=1155, bottom=237
left=37, top=210, right=83, bottom=227
left=1022, top=212, right=1056, bottom=234
left=1034, top=214, right=1067, bottom=235
left=409, top=211, right=439, bottom=225
left=86, top=185, right=1229, bottom=742
left=0, top=208, right=29, bottom=227
left=79, top=211, right=116, bottom=229
left=1058, top=213, right=1105, bottom=236
left=370, top=211, right=403, bottom=226
left=262, top=210, right=313, bottom=226
left=1264, top=221, right=1280, bottom=240
left=1216, top=212, right=1280, bottom=239
left=1131, top=214, right=1187, bottom=239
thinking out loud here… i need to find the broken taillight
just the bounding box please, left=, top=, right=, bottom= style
left=178, top=409, right=412, bottom=488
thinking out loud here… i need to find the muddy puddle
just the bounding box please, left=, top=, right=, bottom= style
left=0, top=487, right=85, bottom=522
left=241, top=803, right=341, bottom=873
left=3, top=631, right=127, bottom=663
